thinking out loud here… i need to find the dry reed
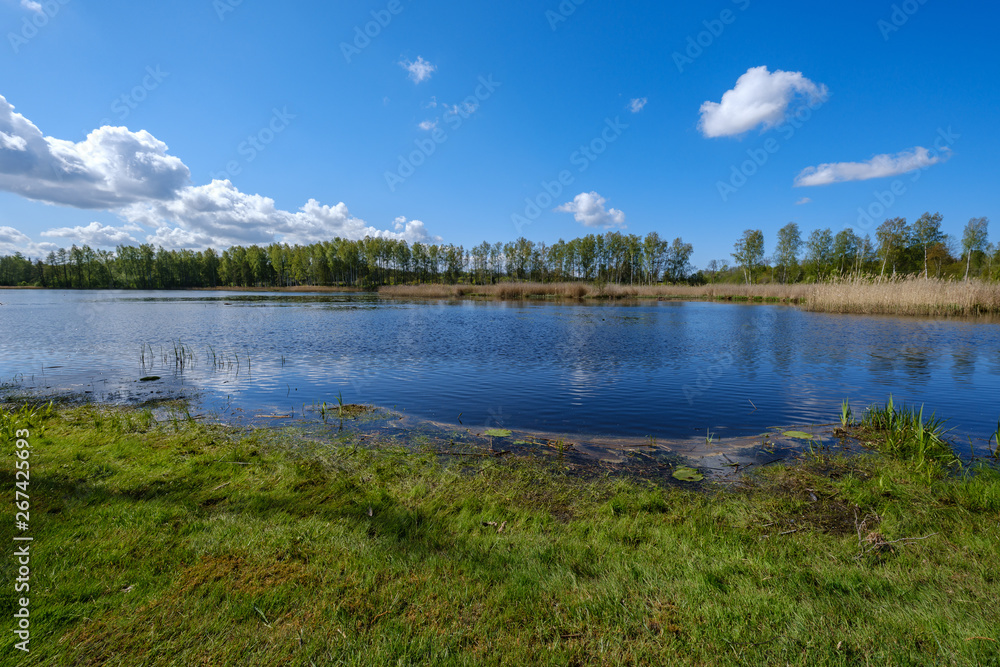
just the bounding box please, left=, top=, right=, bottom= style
left=379, top=277, right=1000, bottom=316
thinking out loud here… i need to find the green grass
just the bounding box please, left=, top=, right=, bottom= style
left=855, top=396, right=962, bottom=476
left=2, top=403, right=999, bottom=665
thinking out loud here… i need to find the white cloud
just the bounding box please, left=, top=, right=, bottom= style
left=793, top=146, right=948, bottom=187
left=556, top=192, right=626, bottom=229
left=794, top=197, right=812, bottom=205
left=0, top=95, right=190, bottom=208
left=119, top=180, right=441, bottom=249
left=20, top=0, right=42, bottom=12
left=0, top=130, right=27, bottom=151
left=400, top=56, right=436, bottom=84
left=41, top=221, right=141, bottom=247
left=418, top=120, right=438, bottom=131
left=699, top=66, right=828, bottom=138
left=0, top=225, right=57, bottom=257
left=444, top=101, right=478, bottom=117
left=0, top=93, right=443, bottom=252
left=628, top=97, right=648, bottom=113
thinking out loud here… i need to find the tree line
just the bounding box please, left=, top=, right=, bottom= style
left=720, top=214, right=995, bottom=284
left=0, top=232, right=695, bottom=290
left=0, top=214, right=995, bottom=290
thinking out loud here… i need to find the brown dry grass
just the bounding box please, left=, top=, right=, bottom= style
left=802, top=276, right=1000, bottom=316
left=379, top=278, right=1000, bottom=316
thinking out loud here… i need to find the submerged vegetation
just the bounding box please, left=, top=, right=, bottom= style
left=2, top=399, right=998, bottom=665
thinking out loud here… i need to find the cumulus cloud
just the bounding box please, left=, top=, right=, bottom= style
left=556, top=192, right=626, bottom=229
left=699, top=66, right=828, bottom=138
left=628, top=97, right=648, bottom=113
left=20, top=0, right=42, bottom=12
left=400, top=56, right=436, bottom=84
left=0, top=93, right=442, bottom=253
left=119, top=180, right=441, bottom=250
left=418, top=120, right=438, bottom=131
left=0, top=225, right=57, bottom=257
left=794, top=197, right=812, bottom=205
left=0, top=95, right=190, bottom=208
left=41, top=221, right=141, bottom=247
left=793, top=147, right=948, bottom=187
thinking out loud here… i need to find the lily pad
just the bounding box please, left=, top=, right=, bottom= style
left=484, top=429, right=512, bottom=438
left=672, top=466, right=704, bottom=482
left=783, top=430, right=816, bottom=440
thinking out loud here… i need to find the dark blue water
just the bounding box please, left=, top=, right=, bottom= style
left=2, top=289, right=998, bottom=449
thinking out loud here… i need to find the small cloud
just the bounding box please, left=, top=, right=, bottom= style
left=699, top=66, right=828, bottom=138
left=793, top=146, right=948, bottom=187
left=794, top=197, right=812, bottom=205
left=423, top=96, right=438, bottom=109
left=628, top=97, right=648, bottom=113
left=444, top=101, right=478, bottom=117
left=20, top=0, right=43, bottom=12
left=400, top=56, right=436, bottom=84
left=0, top=225, right=58, bottom=257
left=556, top=191, right=626, bottom=229
left=41, top=221, right=141, bottom=247
left=418, top=120, right=437, bottom=131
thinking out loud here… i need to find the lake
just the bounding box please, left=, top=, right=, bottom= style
left=2, top=289, right=999, bottom=452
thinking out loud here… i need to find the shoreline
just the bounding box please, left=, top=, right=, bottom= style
left=5, top=277, right=1000, bottom=317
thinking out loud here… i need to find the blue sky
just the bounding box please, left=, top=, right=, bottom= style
left=0, top=0, right=997, bottom=267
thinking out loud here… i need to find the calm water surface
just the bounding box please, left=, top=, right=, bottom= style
left=2, top=289, right=999, bottom=449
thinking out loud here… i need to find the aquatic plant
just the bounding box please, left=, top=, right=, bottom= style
left=672, top=465, right=703, bottom=482
left=840, top=398, right=853, bottom=427
left=860, top=397, right=959, bottom=473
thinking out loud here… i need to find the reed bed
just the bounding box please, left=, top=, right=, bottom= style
left=380, top=278, right=1000, bottom=316
left=378, top=281, right=807, bottom=301
left=803, top=276, right=1000, bottom=316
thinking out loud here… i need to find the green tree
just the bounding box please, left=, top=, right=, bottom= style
left=961, top=217, right=989, bottom=280
left=774, top=223, right=802, bottom=284
left=805, top=228, right=834, bottom=281
left=911, top=212, right=945, bottom=279
left=875, top=217, right=909, bottom=277
left=732, top=229, right=765, bottom=284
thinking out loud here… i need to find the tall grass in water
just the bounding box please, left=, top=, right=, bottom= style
left=804, top=276, right=1000, bottom=316
left=380, top=277, right=1000, bottom=316
left=378, top=281, right=807, bottom=301
left=859, top=396, right=960, bottom=474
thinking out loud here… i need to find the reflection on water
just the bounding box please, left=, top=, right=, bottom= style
left=1, top=289, right=999, bottom=449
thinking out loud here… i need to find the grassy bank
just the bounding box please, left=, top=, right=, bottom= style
left=2, top=402, right=998, bottom=665
left=379, top=277, right=1000, bottom=317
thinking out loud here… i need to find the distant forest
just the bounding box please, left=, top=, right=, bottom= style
left=0, top=213, right=995, bottom=289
